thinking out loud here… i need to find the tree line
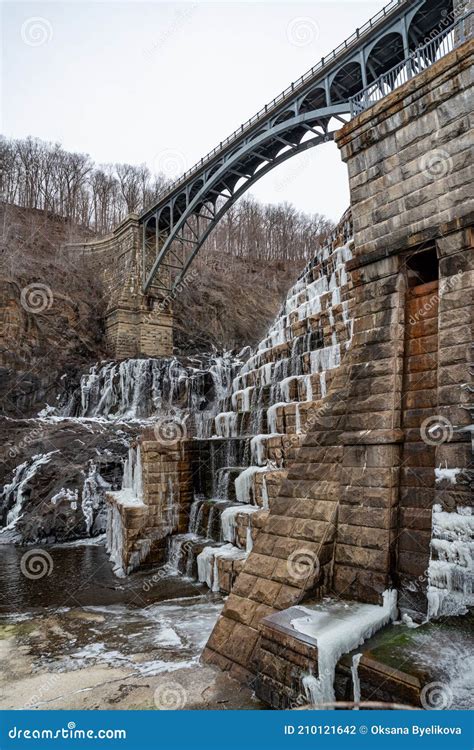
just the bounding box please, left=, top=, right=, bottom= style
left=0, top=135, right=333, bottom=261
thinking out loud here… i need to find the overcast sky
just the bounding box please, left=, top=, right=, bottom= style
left=2, top=1, right=386, bottom=222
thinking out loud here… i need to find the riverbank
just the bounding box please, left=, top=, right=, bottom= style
left=0, top=543, right=264, bottom=710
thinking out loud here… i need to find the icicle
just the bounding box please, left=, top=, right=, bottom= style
left=427, top=505, right=474, bottom=619
left=292, top=590, right=398, bottom=708
left=234, top=465, right=268, bottom=504
left=351, top=653, right=363, bottom=707
left=221, top=505, right=260, bottom=545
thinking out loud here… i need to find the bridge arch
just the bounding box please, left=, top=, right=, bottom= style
left=408, top=0, right=454, bottom=50
left=365, top=32, right=405, bottom=84
left=329, top=61, right=363, bottom=103
left=138, top=0, right=462, bottom=295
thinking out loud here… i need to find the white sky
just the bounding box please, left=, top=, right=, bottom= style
left=1, top=0, right=386, bottom=222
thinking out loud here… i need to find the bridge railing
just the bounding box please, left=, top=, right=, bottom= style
left=349, top=13, right=470, bottom=116
left=141, top=0, right=406, bottom=217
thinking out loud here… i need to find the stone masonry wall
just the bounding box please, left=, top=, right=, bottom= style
left=203, top=40, right=473, bottom=686
left=64, top=215, right=173, bottom=359
left=107, top=437, right=193, bottom=574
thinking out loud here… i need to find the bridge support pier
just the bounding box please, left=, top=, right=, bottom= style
left=105, top=297, right=173, bottom=360
left=65, top=213, right=173, bottom=360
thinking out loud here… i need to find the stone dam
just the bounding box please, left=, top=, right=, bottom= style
left=0, top=24, right=473, bottom=710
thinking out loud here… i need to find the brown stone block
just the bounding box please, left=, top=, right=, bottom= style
left=399, top=486, right=435, bottom=509
left=340, top=466, right=398, bottom=488
left=405, top=352, right=438, bottom=374
left=406, top=296, right=438, bottom=321
left=341, top=485, right=398, bottom=507
left=338, top=506, right=395, bottom=530
left=344, top=411, right=401, bottom=431
left=435, top=441, right=470, bottom=467
left=397, top=550, right=429, bottom=578
left=201, top=647, right=232, bottom=671
left=206, top=614, right=236, bottom=653
left=271, top=536, right=306, bottom=560
left=252, top=532, right=276, bottom=556
left=273, top=584, right=302, bottom=610
left=250, top=604, right=278, bottom=630
left=337, top=524, right=391, bottom=550
left=257, top=647, right=292, bottom=685
left=249, top=578, right=282, bottom=607
left=438, top=362, right=469, bottom=387
left=403, top=389, right=438, bottom=410
left=399, top=507, right=432, bottom=530
left=221, top=622, right=260, bottom=667
left=335, top=543, right=389, bottom=572
left=406, top=319, right=438, bottom=340
left=397, top=529, right=431, bottom=555
left=243, top=553, right=277, bottom=579
left=225, top=594, right=258, bottom=625
left=366, top=444, right=400, bottom=468
left=401, top=442, right=436, bottom=467
left=310, top=499, right=339, bottom=522
left=406, top=334, right=438, bottom=357
left=332, top=566, right=388, bottom=603
left=266, top=515, right=296, bottom=537
left=271, top=558, right=308, bottom=586
left=292, top=517, right=330, bottom=542
left=404, top=370, right=437, bottom=390
left=400, top=466, right=434, bottom=488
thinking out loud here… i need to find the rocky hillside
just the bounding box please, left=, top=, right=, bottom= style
left=0, top=203, right=328, bottom=416
left=0, top=204, right=106, bottom=418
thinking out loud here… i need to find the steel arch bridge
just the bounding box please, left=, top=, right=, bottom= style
left=140, top=0, right=458, bottom=296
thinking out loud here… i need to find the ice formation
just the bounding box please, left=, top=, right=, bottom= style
left=293, top=590, right=398, bottom=707
left=427, top=505, right=473, bottom=619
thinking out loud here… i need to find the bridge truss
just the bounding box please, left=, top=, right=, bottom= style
left=140, top=0, right=460, bottom=296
